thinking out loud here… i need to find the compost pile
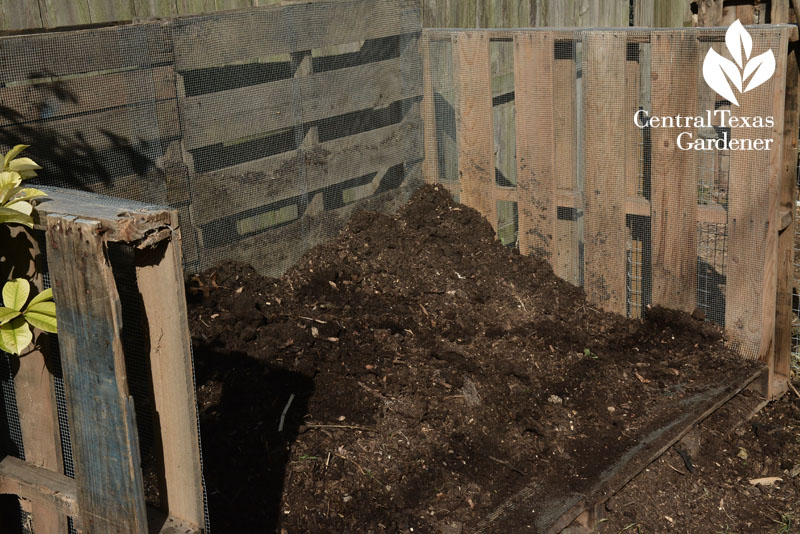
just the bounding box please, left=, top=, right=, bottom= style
left=186, top=185, right=760, bottom=533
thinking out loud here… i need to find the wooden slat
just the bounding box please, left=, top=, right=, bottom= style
left=553, top=47, right=579, bottom=284
left=625, top=45, right=641, bottom=198
left=2, top=227, right=67, bottom=534
left=87, top=0, right=137, bottom=24
left=771, top=0, right=790, bottom=23
left=133, top=0, right=178, bottom=18
left=171, top=0, right=420, bottom=71
left=135, top=234, right=205, bottom=529
left=0, top=22, right=171, bottom=83
left=420, top=33, right=439, bottom=183
left=37, top=0, right=91, bottom=28
left=179, top=52, right=421, bottom=150
left=35, top=186, right=176, bottom=243
left=454, top=32, right=497, bottom=230
left=726, top=29, right=788, bottom=360
left=514, top=32, right=554, bottom=258
left=0, top=456, right=78, bottom=517
left=190, top=104, right=422, bottom=225
left=650, top=31, right=698, bottom=313
left=0, top=0, right=44, bottom=31
left=774, top=38, right=799, bottom=395
left=582, top=32, right=627, bottom=315
left=45, top=215, right=148, bottom=534
left=0, top=66, right=175, bottom=127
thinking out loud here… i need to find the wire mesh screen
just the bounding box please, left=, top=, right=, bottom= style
left=423, top=26, right=788, bottom=361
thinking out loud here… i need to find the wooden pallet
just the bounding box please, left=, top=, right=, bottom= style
left=0, top=187, right=204, bottom=533
left=420, top=26, right=798, bottom=398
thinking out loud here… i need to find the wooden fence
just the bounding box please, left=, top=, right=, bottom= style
left=0, top=0, right=424, bottom=276
left=421, top=26, right=799, bottom=399
left=0, top=187, right=204, bottom=533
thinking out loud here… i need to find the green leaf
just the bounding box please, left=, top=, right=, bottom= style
left=27, top=288, right=53, bottom=308
left=25, top=310, right=57, bottom=334
left=0, top=207, right=33, bottom=227
left=3, top=145, right=28, bottom=169
left=7, top=158, right=41, bottom=173
left=3, top=279, right=30, bottom=311
left=3, top=186, right=47, bottom=206
left=0, top=318, right=32, bottom=355
left=5, top=199, right=33, bottom=216
left=25, top=301, right=55, bottom=317
left=0, top=307, right=21, bottom=326
left=0, top=171, right=22, bottom=189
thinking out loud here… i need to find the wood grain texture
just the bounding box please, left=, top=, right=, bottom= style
left=553, top=46, right=579, bottom=285
left=0, top=456, right=78, bottom=517
left=726, top=29, right=787, bottom=359
left=0, top=22, right=171, bottom=83
left=514, top=32, right=554, bottom=259
left=420, top=34, right=440, bottom=183
left=3, top=227, right=67, bottom=534
left=135, top=235, right=205, bottom=528
left=190, top=105, right=422, bottom=225
left=650, top=31, right=698, bottom=312
left=453, top=32, right=497, bottom=230
left=582, top=32, right=627, bottom=315
left=774, top=38, right=799, bottom=389
left=0, top=0, right=44, bottom=31
left=45, top=215, right=148, bottom=534
left=171, top=0, right=420, bottom=70
left=179, top=52, right=421, bottom=149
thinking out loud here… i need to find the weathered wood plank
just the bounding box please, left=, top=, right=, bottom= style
left=695, top=0, right=723, bottom=26
left=582, top=32, right=627, bottom=315
left=36, top=0, right=91, bottom=28
left=726, top=29, right=787, bottom=359
left=514, top=32, right=554, bottom=259
left=34, top=186, right=176, bottom=243
left=453, top=32, right=496, bottom=230
left=0, top=456, right=78, bottom=517
left=552, top=45, right=578, bottom=285
left=179, top=52, right=421, bottom=150
left=420, top=34, right=439, bottom=184
left=171, top=0, right=420, bottom=70
left=133, top=0, right=179, bottom=18
left=0, top=0, right=44, bottom=31
left=88, top=0, right=137, bottom=23
left=774, top=38, right=799, bottom=393
left=0, top=22, right=171, bottom=83
left=190, top=104, right=422, bottom=225
left=45, top=215, right=148, bottom=534
left=1, top=227, right=67, bottom=534
left=0, top=66, right=175, bottom=127
left=650, top=31, right=698, bottom=313
left=135, top=234, right=204, bottom=529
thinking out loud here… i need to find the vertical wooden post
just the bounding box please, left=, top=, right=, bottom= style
left=45, top=215, right=148, bottom=534
left=582, top=32, right=628, bottom=315
left=421, top=33, right=441, bottom=184
left=514, top=32, right=555, bottom=259
left=135, top=230, right=205, bottom=530
left=774, top=35, right=799, bottom=398
left=3, top=227, right=66, bottom=534
left=650, top=31, right=699, bottom=313
left=454, top=31, right=498, bottom=230
left=553, top=39, right=579, bottom=285
left=726, top=29, right=788, bottom=366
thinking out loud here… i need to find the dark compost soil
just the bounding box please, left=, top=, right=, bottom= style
left=183, top=185, right=767, bottom=533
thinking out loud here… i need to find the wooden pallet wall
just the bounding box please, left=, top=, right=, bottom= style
left=0, top=0, right=424, bottom=275
left=421, top=27, right=795, bottom=380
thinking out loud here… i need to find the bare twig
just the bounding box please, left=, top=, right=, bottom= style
left=787, top=380, right=800, bottom=399
left=306, top=424, right=374, bottom=432
left=489, top=455, right=526, bottom=476
left=278, top=393, right=295, bottom=432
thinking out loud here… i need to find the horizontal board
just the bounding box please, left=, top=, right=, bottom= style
left=172, top=0, right=420, bottom=70
left=0, top=65, right=175, bottom=126
left=180, top=52, right=421, bottom=149
left=0, top=22, right=171, bottom=83
left=190, top=103, right=422, bottom=225
left=1, top=99, right=170, bottom=154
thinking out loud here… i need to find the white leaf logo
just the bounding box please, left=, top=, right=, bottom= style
left=702, top=20, right=775, bottom=106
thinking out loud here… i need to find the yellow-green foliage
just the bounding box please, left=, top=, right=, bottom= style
left=0, top=145, right=56, bottom=355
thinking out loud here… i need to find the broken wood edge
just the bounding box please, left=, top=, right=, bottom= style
left=549, top=367, right=767, bottom=534
left=0, top=456, right=202, bottom=534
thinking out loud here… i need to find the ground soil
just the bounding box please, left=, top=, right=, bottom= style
left=183, top=185, right=777, bottom=533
